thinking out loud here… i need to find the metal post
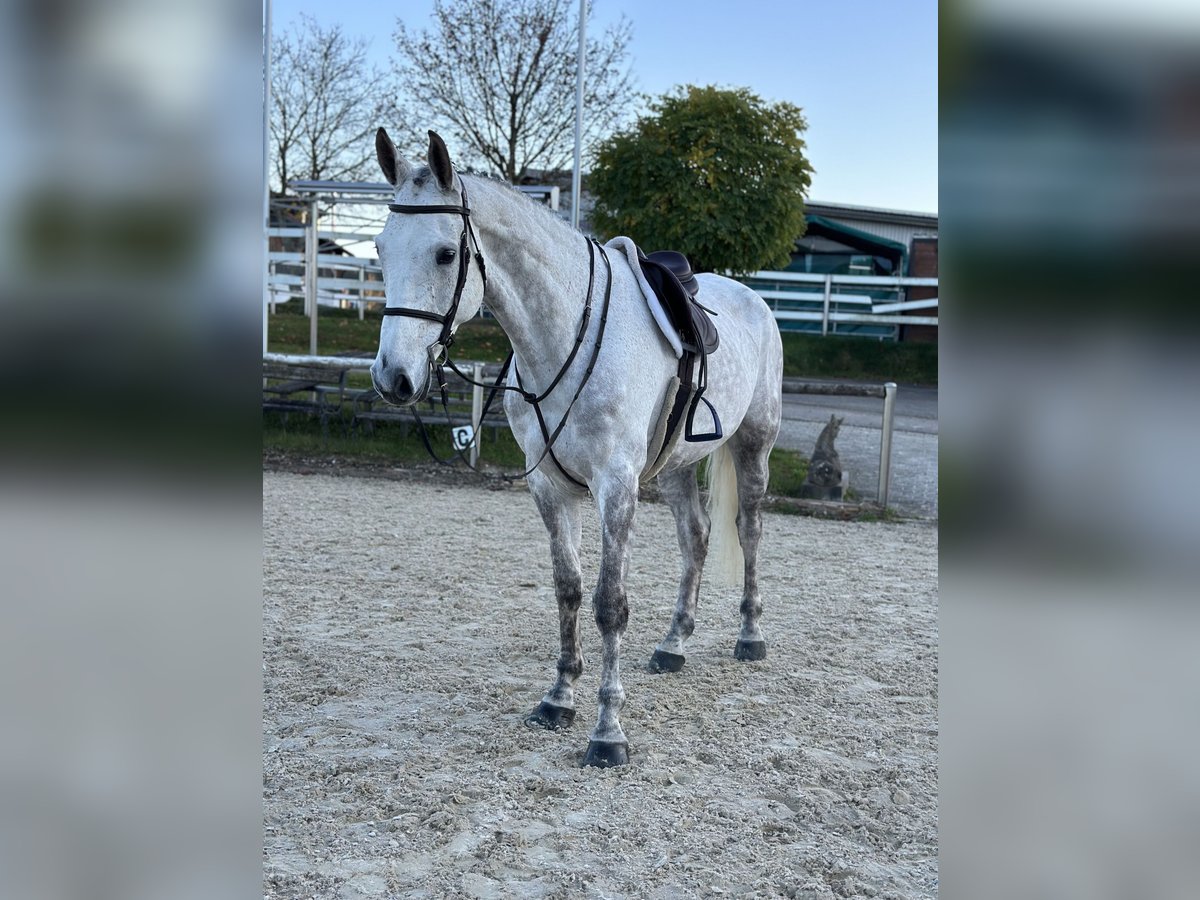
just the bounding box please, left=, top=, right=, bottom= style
left=570, top=0, right=588, bottom=230
left=358, top=266, right=365, bottom=320
left=877, top=382, right=897, bottom=508
left=307, top=197, right=319, bottom=355
left=261, top=0, right=272, bottom=354
left=470, top=362, right=485, bottom=468
left=822, top=274, right=832, bottom=336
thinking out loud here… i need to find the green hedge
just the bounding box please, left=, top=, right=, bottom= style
left=780, top=333, right=936, bottom=385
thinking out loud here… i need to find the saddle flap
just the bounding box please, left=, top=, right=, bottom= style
left=683, top=301, right=719, bottom=355
left=637, top=252, right=719, bottom=355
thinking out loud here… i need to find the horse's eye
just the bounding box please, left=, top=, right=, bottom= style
left=436, top=248, right=457, bottom=265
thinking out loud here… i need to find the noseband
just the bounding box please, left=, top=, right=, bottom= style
left=382, top=182, right=488, bottom=394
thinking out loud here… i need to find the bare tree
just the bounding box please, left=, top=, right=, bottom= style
left=392, top=0, right=634, bottom=183
left=271, top=15, right=401, bottom=194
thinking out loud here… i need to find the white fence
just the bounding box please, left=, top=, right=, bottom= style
left=742, top=270, right=938, bottom=340
left=267, top=216, right=937, bottom=352
left=267, top=227, right=384, bottom=318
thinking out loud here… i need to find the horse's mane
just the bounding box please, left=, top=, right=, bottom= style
left=404, top=161, right=576, bottom=236
left=460, top=171, right=579, bottom=237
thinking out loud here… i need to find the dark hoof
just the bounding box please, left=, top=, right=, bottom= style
left=582, top=740, right=629, bottom=768
left=649, top=648, right=686, bottom=673
left=525, top=700, right=575, bottom=731
left=734, top=639, right=768, bottom=661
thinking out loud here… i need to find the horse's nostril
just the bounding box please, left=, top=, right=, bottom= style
left=393, top=372, right=413, bottom=399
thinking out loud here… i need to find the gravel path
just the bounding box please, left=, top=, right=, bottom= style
left=263, top=470, right=938, bottom=899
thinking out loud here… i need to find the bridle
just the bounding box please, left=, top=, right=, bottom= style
left=382, top=181, right=488, bottom=396
left=381, top=180, right=611, bottom=489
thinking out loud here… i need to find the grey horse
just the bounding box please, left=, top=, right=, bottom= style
left=370, top=130, right=783, bottom=767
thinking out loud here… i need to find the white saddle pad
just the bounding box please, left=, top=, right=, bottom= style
left=604, top=236, right=684, bottom=359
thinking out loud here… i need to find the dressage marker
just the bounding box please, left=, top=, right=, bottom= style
left=370, top=129, right=784, bottom=767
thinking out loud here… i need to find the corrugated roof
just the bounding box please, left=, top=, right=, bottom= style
left=805, top=200, right=938, bottom=229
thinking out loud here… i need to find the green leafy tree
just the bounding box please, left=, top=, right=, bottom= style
left=589, top=86, right=813, bottom=274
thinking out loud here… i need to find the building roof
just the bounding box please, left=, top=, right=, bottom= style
left=794, top=216, right=909, bottom=275
left=805, top=215, right=910, bottom=254
left=805, top=200, right=938, bottom=230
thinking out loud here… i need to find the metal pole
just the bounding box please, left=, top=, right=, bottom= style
left=570, top=0, right=588, bottom=230
left=307, top=197, right=319, bottom=355
left=470, top=362, right=485, bottom=468
left=261, top=0, right=272, bottom=354
left=877, top=382, right=897, bottom=507
left=822, top=274, right=831, bottom=336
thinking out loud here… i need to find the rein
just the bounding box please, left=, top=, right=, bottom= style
left=382, top=183, right=610, bottom=489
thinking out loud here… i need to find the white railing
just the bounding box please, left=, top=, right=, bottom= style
left=267, top=224, right=385, bottom=325
left=741, top=270, right=938, bottom=338
left=267, top=220, right=938, bottom=352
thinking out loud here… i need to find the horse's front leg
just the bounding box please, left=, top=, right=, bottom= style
left=525, top=471, right=585, bottom=730
left=582, top=474, right=638, bottom=768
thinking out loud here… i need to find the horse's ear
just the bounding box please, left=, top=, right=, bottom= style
left=376, top=127, right=410, bottom=186
left=427, top=130, right=455, bottom=191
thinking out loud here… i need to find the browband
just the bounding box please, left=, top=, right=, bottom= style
left=387, top=204, right=470, bottom=215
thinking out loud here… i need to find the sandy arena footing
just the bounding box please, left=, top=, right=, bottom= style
left=264, top=470, right=938, bottom=899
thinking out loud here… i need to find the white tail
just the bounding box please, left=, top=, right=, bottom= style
left=705, top=444, right=744, bottom=587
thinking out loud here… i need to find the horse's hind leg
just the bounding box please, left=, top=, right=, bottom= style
left=524, top=472, right=585, bottom=731
left=729, top=428, right=775, bottom=661
left=649, top=465, right=709, bottom=673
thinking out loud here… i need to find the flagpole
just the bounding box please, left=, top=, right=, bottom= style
left=262, top=0, right=273, bottom=354
left=570, top=0, right=587, bottom=230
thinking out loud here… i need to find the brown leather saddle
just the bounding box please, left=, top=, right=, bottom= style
left=638, top=250, right=719, bottom=354
left=636, top=248, right=722, bottom=444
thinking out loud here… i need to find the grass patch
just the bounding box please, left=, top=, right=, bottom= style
left=767, top=448, right=809, bottom=497
left=265, top=411, right=907, bottom=521
left=855, top=506, right=901, bottom=522
left=263, top=409, right=526, bottom=468
left=265, top=408, right=816, bottom=498
left=268, top=305, right=936, bottom=384
left=268, top=303, right=510, bottom=362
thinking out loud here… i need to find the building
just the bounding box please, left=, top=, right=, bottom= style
left=785, top=201, right=939, bottom=342
left=790, top=201, right=938, bottom=278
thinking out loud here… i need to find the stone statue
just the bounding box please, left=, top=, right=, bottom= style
left=800, top=414, right=845, bottom=500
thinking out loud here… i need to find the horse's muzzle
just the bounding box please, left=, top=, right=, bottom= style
left=371, top=367, right=429, bottom=407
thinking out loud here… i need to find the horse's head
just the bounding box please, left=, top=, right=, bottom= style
left=370, top=129, right=485, bottom=406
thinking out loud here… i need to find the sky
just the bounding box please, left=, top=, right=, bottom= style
left=271, top=0, right=938, bottom=213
